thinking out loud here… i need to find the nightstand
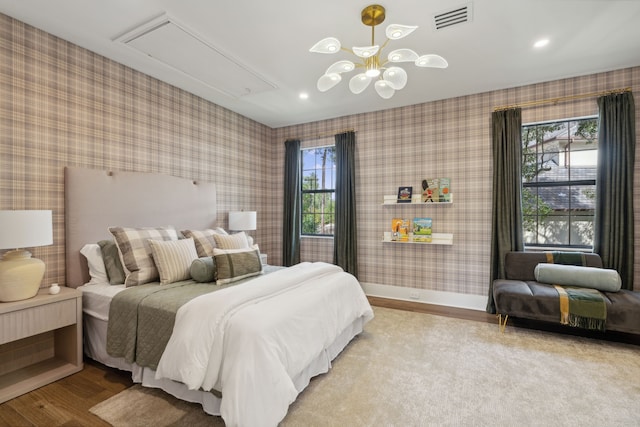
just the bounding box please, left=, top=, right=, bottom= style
left=0, top=286, right=83, bottom=403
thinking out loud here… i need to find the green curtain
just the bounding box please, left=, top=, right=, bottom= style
left=333, top=131, right=358, bottom=277
left=487, top=108, right=524, bottom=313
left=282, top=139, right=301, bottom=266
left=594, top=92, right=635, bottom=290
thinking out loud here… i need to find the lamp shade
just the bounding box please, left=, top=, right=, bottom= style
left=0, top=210, right=53, bottom=249
left=229, top=211, right=257, bottom=231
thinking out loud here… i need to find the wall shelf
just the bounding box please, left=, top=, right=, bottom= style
left=382, top=194, right=453, bottom=205
left=382, top=233, right=453, bottom=245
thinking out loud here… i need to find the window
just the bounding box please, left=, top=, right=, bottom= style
left=301, top=146, right=336, bottom=236
left=521, top=117, right=598, bottom=248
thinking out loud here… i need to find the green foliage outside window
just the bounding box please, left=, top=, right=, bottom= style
left=301, top=147, right=336, bottom=236
left=521, top=117, right=598, bottom=248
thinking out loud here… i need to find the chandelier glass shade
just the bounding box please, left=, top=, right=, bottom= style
left=310, top=4, right=448, bottom=99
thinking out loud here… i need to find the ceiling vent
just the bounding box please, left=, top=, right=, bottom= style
left=115, top=15, right=276, bottom=98
left=433, top=3, right=473, bottom=30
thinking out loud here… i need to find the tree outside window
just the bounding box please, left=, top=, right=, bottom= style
left=521, top=117, right=598, bottom=248
left=301, top=146, right=336, bottom=236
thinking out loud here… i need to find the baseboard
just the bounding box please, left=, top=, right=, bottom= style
left=361, top=282, right=488, bottom=312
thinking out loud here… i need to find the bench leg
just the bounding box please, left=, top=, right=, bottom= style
left=497, top=314, right=509, bottom=333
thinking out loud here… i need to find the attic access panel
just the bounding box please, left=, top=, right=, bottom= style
left=117, top=15, right=276, bottom=98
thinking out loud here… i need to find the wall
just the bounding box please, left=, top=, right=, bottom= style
left=0, top=14, right=275, bottom=287
left=2, top=12, right=639, bottom=309
left=273, top=67, right=640, bottom=308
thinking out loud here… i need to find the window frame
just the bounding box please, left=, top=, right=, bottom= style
left=300, top=144, right=336, bottom=237
left=521, top=116, right=598, bottom=250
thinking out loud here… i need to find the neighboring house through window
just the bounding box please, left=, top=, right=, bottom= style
left=301, top=145, right=336, bottom=236
left=521, top=116, right=598, bottom=249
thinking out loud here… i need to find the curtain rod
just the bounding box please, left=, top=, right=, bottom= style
left=493, top=87, right=632, bottom=112
left=283, top=128, right=356, bottom=142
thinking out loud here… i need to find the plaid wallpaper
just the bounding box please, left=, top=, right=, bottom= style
left=0, top=14, right=273, bottom=287
left=1, top=13, right=639, bottom=300
left=274, top=68, right=640, bottom=296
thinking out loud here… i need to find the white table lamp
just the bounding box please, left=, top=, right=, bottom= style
left=0, top=210, right=53, bottom=302
left=229, top=211, right=257, bottom=231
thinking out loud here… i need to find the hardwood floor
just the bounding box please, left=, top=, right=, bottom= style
left=0, top=358, right=132, bottom=427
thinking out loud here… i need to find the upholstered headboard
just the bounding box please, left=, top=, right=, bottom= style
left=65, top=167, right=217, bottom=287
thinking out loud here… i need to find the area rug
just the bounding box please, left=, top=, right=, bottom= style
left=90, top=306, right=640, bottom=426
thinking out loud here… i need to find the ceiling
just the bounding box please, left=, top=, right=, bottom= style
left=1, top=0, right=639, bottom=128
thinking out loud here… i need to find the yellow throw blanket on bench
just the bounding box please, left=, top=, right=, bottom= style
left=546, top=251, right=606, bottom=331
left=554, top=285, right=607, bottom=331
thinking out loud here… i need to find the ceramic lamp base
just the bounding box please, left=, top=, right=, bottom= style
left=0, top=250, right=45, bottom=302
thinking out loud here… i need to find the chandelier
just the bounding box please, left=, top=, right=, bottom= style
left=309, top=4, right=448, bottom=99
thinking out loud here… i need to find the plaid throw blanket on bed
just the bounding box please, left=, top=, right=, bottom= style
left=546, top=252, right=607, bottom=331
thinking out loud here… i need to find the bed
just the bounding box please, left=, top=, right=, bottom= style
left=64, top=166, right=374, bottom=427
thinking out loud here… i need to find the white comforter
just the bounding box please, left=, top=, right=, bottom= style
left=155, top=262, right=373, bottom=427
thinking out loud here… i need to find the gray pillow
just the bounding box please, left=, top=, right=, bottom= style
left=97, top=239, right=126, bottom=285
left=190, top=257, right=216, bottom=283
left=534, top=263, right=622, bottom=292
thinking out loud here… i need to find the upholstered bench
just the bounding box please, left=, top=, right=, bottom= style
left=493, top=251, right=640, bottom=335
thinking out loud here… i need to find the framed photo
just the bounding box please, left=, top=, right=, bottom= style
left=397, top=186, right=413, bottom=203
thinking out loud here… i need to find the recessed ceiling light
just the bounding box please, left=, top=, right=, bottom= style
left=534, top=39, right=549, bottom=48
left=299, top=92, right=309, bottom=100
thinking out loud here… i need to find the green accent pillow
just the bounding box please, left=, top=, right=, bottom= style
left=190, top=257, right=216, bottom=283
left=213, top=246, right=262, bottom=285
left=97, top=239, right=126, bottom=285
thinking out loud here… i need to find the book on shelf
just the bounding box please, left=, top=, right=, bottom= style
left=397, top=186, right=413, bottom=203
left=391, top=218, right=410, bottom=241
left=421, top=178, right=440, bottom=203
left=439, top=178, right=451, bottom=202
left=412, top=217, right=433, bottom=242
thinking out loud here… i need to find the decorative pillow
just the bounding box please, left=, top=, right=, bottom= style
left=148, top=238, right=199, bottom=285
left=97, top=239, right=127, bottom=285
left=213, top=246, right=262, bottom=285
left=108, top=226, right=179, bottom=287
left=181, top=229, right=220, bottom=257
left=190, top=257, right=216, bottom=283
left=80, top=243, right=108, bottom=284
left=534, top=263, right=622, bottom=292
left=213, top=231, right=250, bottom=250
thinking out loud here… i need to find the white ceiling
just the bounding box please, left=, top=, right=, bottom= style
left=1, top=0, right=639, bottom=128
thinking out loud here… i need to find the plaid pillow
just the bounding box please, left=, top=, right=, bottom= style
left=108, top=226, right=178, bottom=286
left=213, top=246, right=262, bottom=285
left=148, top=238, right=198, bottom=285
left=181, top=229, right=220, bottom=257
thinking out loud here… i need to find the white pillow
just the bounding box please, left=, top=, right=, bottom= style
left=213, top=231, right=250, bottom=250
left=80, top=243, right=108, bottom=284
left=148, top=238, right=199, bottom=285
